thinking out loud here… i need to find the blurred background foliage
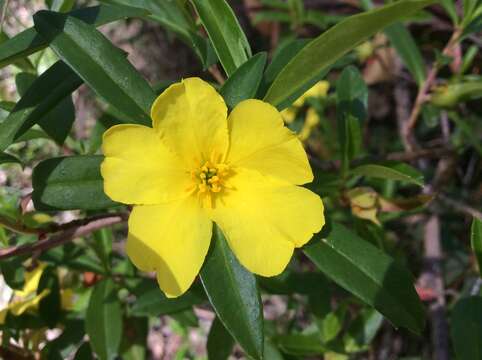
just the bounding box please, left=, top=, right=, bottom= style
left=0, top=0, right=481, bottom=359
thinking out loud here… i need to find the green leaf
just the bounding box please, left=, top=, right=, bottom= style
left=0, top=152, right=21, bottom=166
left=207, top=317, right=235, bottom=360
left=74, top=342, right=95, bottom=360
left=260, top=38, right=331, bottom=110
left=0, top=32, right=35, bottom=71
left=220, top=52, right=267, bottom=109
left=336, top=66, right=367, bottom=174
left=32, top=155, right=118, bottom=211
left=37, top=266, right=62, bottom=328
left=200, top=225, right=264, bottom=360
left=129, top=282, right=204, bottom=317
left=100, top=0, right=217, bottom=68
left=431, top=80, right=482, bottom=108
left=471, top=218, right=482, bottom=276
left=384, top=23, right=426, bottom=86
left=343, top=309, right=383, bottom=353
left=86, top=279, right=123, bottom=360
left=0, top=61, right=83, bottom=152
left=47, top=0, right=75, bottom=12
left=263, top=0, right=434, bottom=107
left=92, top=228, right=113, bottom=271
left=260, top=39, right=309, bottom=97
left=264, top=340, right=285, bottom=360
left=0, top=257, right=25, bottom=290
left=0, top=5, right=149, bottom=70
left=15, top=72, right=75, bottom=145
left=192, top=0, right=251, bottom=76
left=0, top=100, right=15, bottom=112
left=42, top=320, right=86, bottom=359
left=441, top=0, right=459, bottom=24
left=34, top=11, right=156, bottom=125
left=451, top=296, right=482, bottom=360
left=273, top=333, right=327, bottom=356
left=303, top=222, right=425, bottom=334
left=120, top=317, right=148, bottom=360
left=351, top=161, right=424, bottom=186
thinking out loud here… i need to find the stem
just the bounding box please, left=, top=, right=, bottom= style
left=402, top=28, right=463, bottom=151
left=0, top=213, right=128, bottom=260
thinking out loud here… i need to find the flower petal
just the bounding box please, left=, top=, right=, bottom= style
left=211, top=168, right=324, bottom=276
left=126, top=198, right=212, bottom=298
left=101, top=124, right=191, bottom=205
left=151, top=78, right=229, bottom=168
left=226, top=99, right=313, bottom=185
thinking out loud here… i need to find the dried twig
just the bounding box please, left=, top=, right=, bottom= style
left=0, top=213, right=128, bottom=260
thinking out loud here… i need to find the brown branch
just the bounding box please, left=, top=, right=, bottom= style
left=0, top=215, right=46, bottom=235
left=0, top=213, right=128, bottom=260
left=435, top=193, right=482, bottom=220
left=402, top=29, right=463, bottom=151
left=208, top=64, right=226, bottom=85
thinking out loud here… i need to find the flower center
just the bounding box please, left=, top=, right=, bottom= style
left=190, top=161, right=230, bottom=207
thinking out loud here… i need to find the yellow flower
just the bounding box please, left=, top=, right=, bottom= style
left=101, top=78, right=325, bottom=298
left=281, top=81, right=329, bottom=131
left=0, top=264, right=50, bottom=324
left=293, top=81, right=330, bottom=108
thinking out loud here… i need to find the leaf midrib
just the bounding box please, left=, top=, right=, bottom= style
left=319, top=238, right=418, bottom=329
left=36, top=12, right=149, bottom=119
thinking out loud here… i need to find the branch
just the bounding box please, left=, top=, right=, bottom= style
left=0, top=215, right=45, bottom=235
left=401, top=29, right=462, bottom=151
left=0, top=213, right=128, bottom=260
left=208, top=64, right=226, bottom=85
left=435, top=193, right=482, bottom=220
left=421, top=215, right=450, bottom=360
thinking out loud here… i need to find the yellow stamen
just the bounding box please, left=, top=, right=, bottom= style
left=190, top=160, right=232, bottom=207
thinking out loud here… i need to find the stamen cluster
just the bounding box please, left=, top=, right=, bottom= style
left=190, top=162, right=230, bottom=207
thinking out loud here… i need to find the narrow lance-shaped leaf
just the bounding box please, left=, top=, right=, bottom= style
left=385, top=23, right=426, bottom=86
left=263, top=0, right=435, bottom=107
left=34, top=11, right=156, bottom=125
left=207, top=317, right=235, bottom=360
left=351, top=161, right=424, bottom=186
left=192, top=0, right=252, bottom=76
left=15, top=72, right=75, bottom=145
left=0, top=32, right=35, bottom=71
left=32, top=155, right=119, bottom=211
left=37, top=266, right=62, bottom=328
left=303, top=222, right=425, bottom=334
left=99, top=0, right=217, bottom=68
left=360, top=0, right=426, bottom=86
left=129, top=282, right=205, bottom=317
left=0, top=4, right=149, bottom=69
left=0, top=61, right=83, bottom=152
left=200, top=225, right=264, bottom=360
left=471, top=218, right=482, bottom=276
left=336, top=66, right=367, bottom=175
left=86, top=278, right=123, bottom=360
left=0, top=152, right=21, bottom=166
left=220, top=52, right=267, bottom=110
left=451, top=296, right=482, bottom=360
